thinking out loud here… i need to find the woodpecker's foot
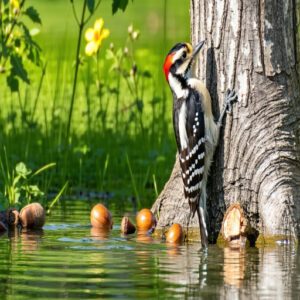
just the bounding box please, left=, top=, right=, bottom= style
left=217, top=89, right=238, bottom=126
left=224, top=89, right=238, bottom=113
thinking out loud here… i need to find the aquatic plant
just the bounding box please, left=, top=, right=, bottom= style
left=0, top=151, right=54, bottom=208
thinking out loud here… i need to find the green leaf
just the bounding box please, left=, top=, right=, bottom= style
left=27, top=185, right=44, bottom=197
left=10, top=55, right=30, bottom=84
left=112, top=0, right=130, bottom=14
left=12, top=175, right=21, bottom=187
left=24, top=6, right=42, bottom=24
left=143, top=70, right=152, bottom=78
left=6, top=74, right=19, bottom=92
left=31, top=162, right=56, bottom=177
left=15, top=162, right=32, bottom=178
left=14, top=38, right=21, bottom=48
left=87, top=0, right=95, bottom=14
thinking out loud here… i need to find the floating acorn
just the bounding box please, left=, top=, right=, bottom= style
left=166, top=223, right=183, bottom=244
left=136, top=208, right=156, bottom=232
left=19, top=203, right=46, bottom=229
left=90, top=203, right=113, bottom=229
left=121, top=216, right=136, bottom=234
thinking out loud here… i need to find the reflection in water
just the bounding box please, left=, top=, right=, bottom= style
left=136, top=231, right=154, bottom=244
left=21, top=229, right=44, bottom=252
left=223, top=247, right=245, bottom=287
left=220, top=245, right=298, bottom=300
left=257, top=246, right=296, bottom=300
left=159, top=243, right=206, bottom=295
left=8, top=228, right=44, bottom=253
left=0, top=200, right=299, bottom=299
left=90, top=227, right=110, bottom=240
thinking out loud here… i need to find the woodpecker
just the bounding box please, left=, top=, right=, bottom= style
left=163, top=41, right=237, bottom=248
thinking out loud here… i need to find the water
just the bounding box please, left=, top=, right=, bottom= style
left=0, top=200, right=299, bottom=299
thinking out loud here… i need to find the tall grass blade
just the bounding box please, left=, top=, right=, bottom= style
left=125, top=153, right=140, bottom=208
left=100, top=154, right=110, bottom=191
left=47, top=181, right=69, bottom=215
left=153, top=174, right=158, bottom=198
left=31, top=162, right=56, bottom=178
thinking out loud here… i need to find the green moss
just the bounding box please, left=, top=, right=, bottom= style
left=216, top=234, right=227, bottom=247
left=255, top=234, right=298, bottom=247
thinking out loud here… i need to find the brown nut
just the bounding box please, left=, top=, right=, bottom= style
left=19, top=203, right=45, bottom=229
left=136, top=208, right=156, bottom=232
left=90, top=203, right=113, bottom=229
left=166, top=223, right=183, bottom=244
left=121, top=216, right=136, bottom=234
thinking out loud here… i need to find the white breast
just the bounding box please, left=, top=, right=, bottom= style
left=168, top=73, right=189, bottom=99
left=178, top=101, right=188, bottom=150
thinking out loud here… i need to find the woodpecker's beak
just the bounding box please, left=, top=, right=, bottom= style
left=191, top=40, right=205, bottom=61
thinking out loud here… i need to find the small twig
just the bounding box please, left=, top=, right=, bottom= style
left=71, top=1, right=80, bottom=26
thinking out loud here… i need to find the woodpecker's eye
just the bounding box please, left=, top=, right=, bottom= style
left=182, top=52, right=187, bottom=59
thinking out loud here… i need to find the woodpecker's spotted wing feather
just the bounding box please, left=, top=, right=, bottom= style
left=173, top=89, right=205, bottom=214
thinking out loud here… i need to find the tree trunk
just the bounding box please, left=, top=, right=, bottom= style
left=152, top=0, right=300, bottom=243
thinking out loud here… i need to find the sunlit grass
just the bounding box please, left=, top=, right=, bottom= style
left=0, top=0, right=190, bottom=208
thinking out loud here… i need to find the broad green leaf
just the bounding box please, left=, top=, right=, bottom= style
left=112, top=0, right=130, bottom=14
left=6, top=74, right=19, bottom=92
left=87, top=0, right=95, bottom=14
left=10, top=55, right=30, bottom=84
left=24, top=6, right=42, bottom=24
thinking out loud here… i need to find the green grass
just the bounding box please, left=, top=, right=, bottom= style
left=0, top=0, right=190, bottom=208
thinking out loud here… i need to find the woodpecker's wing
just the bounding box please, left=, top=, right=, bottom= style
left=178, top=90, right=205, bottom=202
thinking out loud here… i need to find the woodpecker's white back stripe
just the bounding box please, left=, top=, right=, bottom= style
left=178, top=101, right=188, bottom=150
left=187, top=166, right=204, bottom=184
left=179, top=137, right=205, bottom=163
left=184, top=181, right=202, bottom=193
left=168, top=73, right=189, bottom=99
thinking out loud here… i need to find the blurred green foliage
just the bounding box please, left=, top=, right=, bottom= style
left=0, top=0, right=189, bottom=208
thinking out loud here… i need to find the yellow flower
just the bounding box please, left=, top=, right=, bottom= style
left=85, top=19, right=110, bottom=56
left=10, top=0, right=19, bottom=9
left=10, top=0, right=20, bottom=15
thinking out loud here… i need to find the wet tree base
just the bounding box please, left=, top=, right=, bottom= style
left=153, top=202, right=298, bottom=247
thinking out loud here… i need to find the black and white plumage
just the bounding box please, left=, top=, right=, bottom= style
left=163, top=41, right=237, bottom=248
left=173, top=89, right=205, bottom=205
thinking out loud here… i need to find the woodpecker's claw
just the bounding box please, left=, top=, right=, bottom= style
left=224, top=89, right=238, bottom=113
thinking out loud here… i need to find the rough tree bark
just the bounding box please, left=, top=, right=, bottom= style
left=152, top=0, right=300, bottom=243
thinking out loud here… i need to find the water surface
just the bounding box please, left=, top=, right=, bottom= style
left=0, top=200, right=299, bottom=299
